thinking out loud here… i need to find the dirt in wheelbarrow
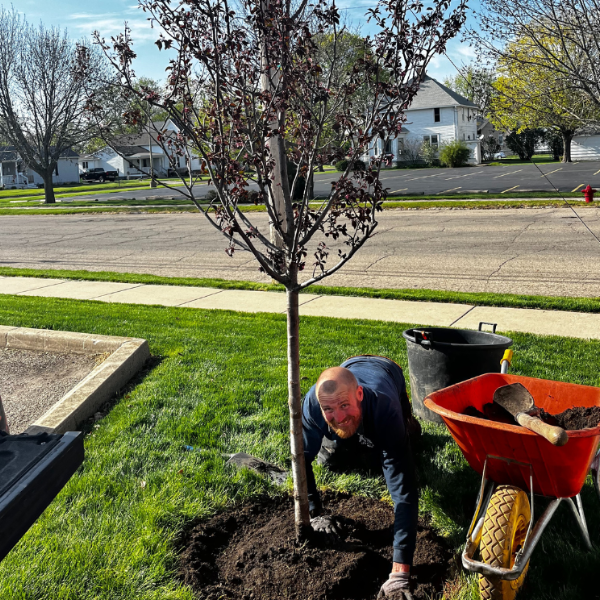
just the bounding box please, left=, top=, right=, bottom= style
left=463, top=403, right=600, bottom=430
left=178, top=492, right=455, bottom=600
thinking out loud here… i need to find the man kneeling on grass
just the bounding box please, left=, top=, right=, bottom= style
left=302, top=356, right=420, bottom=600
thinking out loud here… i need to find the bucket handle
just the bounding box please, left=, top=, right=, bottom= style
left=413, top=330, right=432, bottom=347
left=478, top=322, right=497, bottom=334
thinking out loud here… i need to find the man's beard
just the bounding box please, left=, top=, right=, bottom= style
left=328, top=415, right=361, bottom=439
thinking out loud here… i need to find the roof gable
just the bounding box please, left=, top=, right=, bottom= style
left=407, top=76, right=478, bottom=110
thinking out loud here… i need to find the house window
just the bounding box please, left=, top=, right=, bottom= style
left=384, top=139, right=393, bottom=154
left=82, top=161, right=88, bottom=170
left=462, top=110, right=465, bottom=122
left=498, top=134, right=504, bottom=144
left=397, top=139, right=405, bottom=155
left=468, top=134, right=471, bottom=140
left=434, top=108, right=441, bottom=123
left=423, top=135, right=439, bottom=147
left=463, top=133, right=466, bottom=140
left=142, top=158, right=149, bottom=168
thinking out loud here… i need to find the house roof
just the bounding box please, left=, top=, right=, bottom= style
left=0, top=145, right=78, bottom=162
left=407, top=76, right=478, bottom=110
left=114, top=145, right=155, bottom=156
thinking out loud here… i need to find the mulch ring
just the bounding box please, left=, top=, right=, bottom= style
left=178, top=492, right=456, bottom=600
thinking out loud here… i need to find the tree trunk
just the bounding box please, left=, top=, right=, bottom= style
left=286, top=275, right=311, bottom=541
left=562, top=131, right=573, bottom=163
left=42, top=171, right=56, bottom=204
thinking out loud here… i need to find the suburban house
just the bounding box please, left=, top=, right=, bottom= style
left=571, top=126, right=600, bottom=161
left=79, top=120, right=202, bottom=178
left=0, top=146, right=80, bottom=188
left=365, top=76, right=482, bottom=164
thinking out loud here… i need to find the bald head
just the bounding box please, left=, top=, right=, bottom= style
left=316, top=367, right=358, bottom=400
left=316, top=366, right=363, bottom=439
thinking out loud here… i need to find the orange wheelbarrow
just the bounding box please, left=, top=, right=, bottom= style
left=424, top=370, right=600, bottom=600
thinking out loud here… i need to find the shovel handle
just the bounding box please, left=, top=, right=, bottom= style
left=516, top=413, right=569, bottom=446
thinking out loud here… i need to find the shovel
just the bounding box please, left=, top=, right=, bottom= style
left=493, top=383, right=569, bottom=446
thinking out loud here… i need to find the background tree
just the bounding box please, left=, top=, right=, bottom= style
left=481, top=135, right=501, bottom=161
left=505, top=129, right=544, bottom=160
left=0, top=8, right=110, bottom=203
left=471, top=0, right=600, bottom=122
left=86, top=0, right=467, bottom=539
left=488, top=35, right=593, bottom=162
left=443, top=64, right=495, bottom=115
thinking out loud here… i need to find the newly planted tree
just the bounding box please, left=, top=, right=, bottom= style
left=86, top=0, right=467, bottom=539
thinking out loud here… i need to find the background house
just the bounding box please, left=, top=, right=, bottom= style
left=0, top=146, right=79, bottom=187
left=571, top=126, right=600, bottom=161
left=365, top=76, right=482, bottom=165
left=79, top=120, right=202, bottom=178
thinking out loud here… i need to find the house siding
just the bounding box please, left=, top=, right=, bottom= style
left=27, top=158, right=80, bottom=184
left=571, top=135, right=600, bottom=161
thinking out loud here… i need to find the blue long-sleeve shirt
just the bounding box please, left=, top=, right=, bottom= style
left=302, top=356, right=418, bottom=566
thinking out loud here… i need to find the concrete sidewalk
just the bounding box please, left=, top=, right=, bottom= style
left=1, top=275, right=599, bottom=340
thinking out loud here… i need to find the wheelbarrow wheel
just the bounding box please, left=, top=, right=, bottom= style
left=479, top=485, right=531, bottom=600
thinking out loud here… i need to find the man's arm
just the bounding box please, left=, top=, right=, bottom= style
left=378, top=404, right=418, bottom=568
left=301, top=387, right=325, bottom=517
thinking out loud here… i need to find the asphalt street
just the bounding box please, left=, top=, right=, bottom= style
left=2, top=207, right=600, bottom=297
left=61, top=161, right=600, bottom=203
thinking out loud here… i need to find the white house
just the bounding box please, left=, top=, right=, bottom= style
left=571, top=126, right=600, bottom=161
left=0, top=146, right=80, bottom=188
left=79, top=119, right=202, bottom=178
left=366, top=76, right=481, bottom=164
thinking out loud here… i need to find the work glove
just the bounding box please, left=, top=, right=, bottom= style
left=377, top=571, right=413, bottom=599
left=310, top=514, right=344, bottom=537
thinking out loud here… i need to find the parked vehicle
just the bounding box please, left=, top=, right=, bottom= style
left=493, top=151, right=506, bottom=159
left=80, top=168, right=118, bottom=183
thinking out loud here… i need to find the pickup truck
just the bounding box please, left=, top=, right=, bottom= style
left=80, top=168, right=118, bottom=183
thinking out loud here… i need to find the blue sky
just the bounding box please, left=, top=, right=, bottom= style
left=15, top=0, right=480, bottom=84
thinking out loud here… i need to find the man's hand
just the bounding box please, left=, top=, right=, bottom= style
left=377, top=571, right=413, bottom=599
left=310, top=514, right=344, bottom=537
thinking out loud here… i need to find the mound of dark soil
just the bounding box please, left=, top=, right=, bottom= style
left=463, top=404, right=600, bottom=431
left=178, top=493, right=455, bottom=600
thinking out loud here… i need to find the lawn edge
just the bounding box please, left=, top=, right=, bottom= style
left=1, top=266, right=599, bottom=314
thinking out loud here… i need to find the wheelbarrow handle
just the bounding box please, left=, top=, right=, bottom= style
left=479, top=322, right=497, bottom=333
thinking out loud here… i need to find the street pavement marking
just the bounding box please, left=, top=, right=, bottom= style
left=438, top=187, right=461, bottom=194
left=572, top=184, right=585, bottom=192
left=493, top=169, right=523, bottom=179
left=542, top=168, right=563, bottom=177
left=501, top=186, right=520, bottom=193
left=390, top=188, right=408, bottom=194
left=594, top=168, right=600, bottom=175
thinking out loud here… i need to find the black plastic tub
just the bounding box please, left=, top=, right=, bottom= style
left=403, top=324, right=513, bottom=423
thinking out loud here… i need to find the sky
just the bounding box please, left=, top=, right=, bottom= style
left=15, top=0, right=481, bottom=84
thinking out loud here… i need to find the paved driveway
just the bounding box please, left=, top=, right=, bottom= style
left=2, top=207, right=600, bottom=297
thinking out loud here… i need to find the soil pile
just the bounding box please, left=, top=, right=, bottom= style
left=179, top=493, right=454, bottom=600
left=462, top=403, right=600, bottom=430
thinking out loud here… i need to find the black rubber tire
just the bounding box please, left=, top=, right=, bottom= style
left=479, top=485, right=530, bottom=600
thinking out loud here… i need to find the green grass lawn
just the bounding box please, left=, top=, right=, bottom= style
left=2, top=266, right=600, bottom=314
left=485, top=154, right=562, bottom=166
left=0, top=295, right=598, bottom=599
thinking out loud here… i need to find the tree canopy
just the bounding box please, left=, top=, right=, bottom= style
left=0, top=8, right=110, bottom=202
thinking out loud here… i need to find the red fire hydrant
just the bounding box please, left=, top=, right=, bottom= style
left=582, top=185, right=596, bottom=203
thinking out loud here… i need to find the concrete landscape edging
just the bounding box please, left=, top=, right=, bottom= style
left=0, top=325, right=149, bottom=434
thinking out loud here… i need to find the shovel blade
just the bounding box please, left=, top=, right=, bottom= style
left=493, top=382, right=535, bottom=417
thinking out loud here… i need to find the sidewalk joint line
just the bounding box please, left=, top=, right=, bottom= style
left=174, top=289, right=225, bottom=306
left=91, top=283, right=147, bottom=299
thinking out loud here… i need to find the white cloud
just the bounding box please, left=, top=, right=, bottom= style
left=67, top=12, right=159, bottom=43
